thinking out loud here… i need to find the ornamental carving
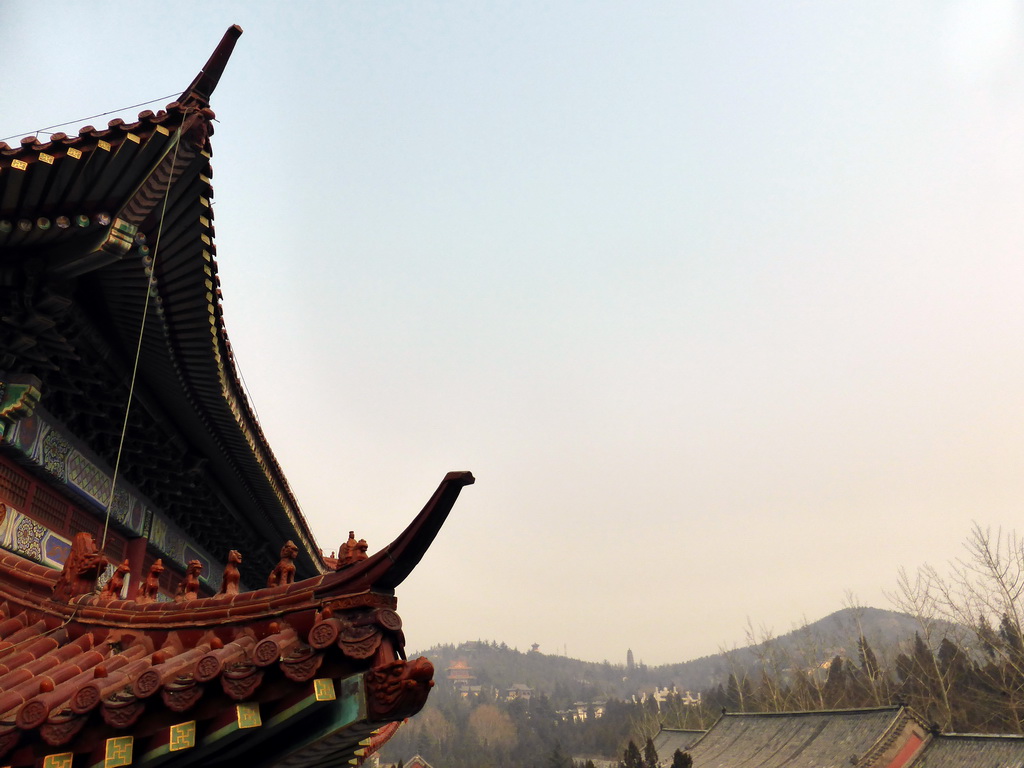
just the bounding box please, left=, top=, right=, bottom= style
left=266, top=540, right=298, bottom=587
left=340, top=631, right=382, bottom=660
left=364, top=657, right=435, bottom=722
left=309, top=619, right=341, bottom=649
left=162, top=678, right=204, bottom=713
left=221, top=664, right=263, bottom=701
left=133, top=668, right=161, bottom=698
left=219, top=549, right=242, bottom=595
left=254, top=637, right=282, bottom=666
left=99, top=559, right=131, bottom=599
left=195, top=654, right=222, bottom=682
left=70, top=684, right=101, bottom=713
left=336, top=531, right=368, bottom=569
left=135, top=559, right=164, bottom=604
left=280, top=646, right=323, bottom=683
left=101, top=693, right=144, bottom=729
left=51, top=532, right=108, bottom=602
left=175, top=559, right=203, bottom=602
left=40, top=714, right=86, bottom=746
left=376, top=609, right=403, bottom=632
left=17, top=698, right=49, bottom=729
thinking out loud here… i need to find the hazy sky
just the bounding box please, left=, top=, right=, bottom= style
left=5, top=1, right=1024, bottom=666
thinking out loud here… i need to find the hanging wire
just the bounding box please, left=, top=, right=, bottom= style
left=100, top=124, right=184, bottom=550
left=0, top=92, right=179, bottom=143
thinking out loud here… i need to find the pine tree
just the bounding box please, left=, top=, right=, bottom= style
left=670, top=750, right=693, bottom=768
left=822, top=656, right=847, bottom=708
left=623, top=740, right=643, bottom=768
left=643, top=737, right=658, bottom=768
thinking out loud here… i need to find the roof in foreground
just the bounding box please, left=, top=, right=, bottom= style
left=685, top=706, right=922, bottom=768
left=907, top=733, right=1024, bottom=768
left=0, top=471, right=473, bottom=767
left=652, top=728, right=703, bottom=762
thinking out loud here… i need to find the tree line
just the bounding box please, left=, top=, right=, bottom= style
left=381, top=525, right=1024, bottom=767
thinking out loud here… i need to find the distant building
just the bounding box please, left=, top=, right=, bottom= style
left=627, top=648, right=635, bottom=671
left=634, top=686, right=701, bottom=710
left=447, top=659, right=478, bottom=696
left=562, top=701, right=605, bottom=722
left=505, top=683, right=535, bottom=702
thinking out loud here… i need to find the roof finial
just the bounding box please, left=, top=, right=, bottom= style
left=179, top=25, right=244, bottom=106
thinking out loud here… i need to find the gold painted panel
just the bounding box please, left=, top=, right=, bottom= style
left=105, top=735, right=133, bottom=768
left=236, top=702, right=262, bottom=729
left=169, top=721, right=197, bottom=752
left=314, top=678, right=337, bottom=702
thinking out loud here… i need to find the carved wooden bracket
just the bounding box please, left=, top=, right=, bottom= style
left=0, top=373, right=41, bottom=431
left=364, top=657, right=435, bottom=722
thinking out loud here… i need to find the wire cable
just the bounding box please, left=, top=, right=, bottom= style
left=100, top=122, right=184, bottom=550
left=0, top=93, right=179, bottom=143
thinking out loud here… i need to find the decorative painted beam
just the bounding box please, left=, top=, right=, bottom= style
left=0, top=374, right=41, bottom=434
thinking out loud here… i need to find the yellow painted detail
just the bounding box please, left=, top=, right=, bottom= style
left=200, top=196, right=210, bottom=208
left=104, top=736, right=133, bottom=768
left=42, top=755, right=74, bottom=768
left=169, top=721, right=197, bottom=752
left=201, top=234, right=211, bottom=245
left=126, top=133, right=140, bottom=144
left=67, top=147, right=82, bottom=160
left=11, top=160, right=27, bottom=171
left=38, top=153, right=54, bottom=165
left=157, top=125, right=170, bottom=136
left=98, top=140, right=111, bottom=151
left=314, top=678, right=337, bottom=702
left=236, top=702, right=262, bottom=729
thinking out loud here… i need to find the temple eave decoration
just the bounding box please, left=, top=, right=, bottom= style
left=0, top=23, right=475, bottom=768
left=0, top=471, right=473, bottom=767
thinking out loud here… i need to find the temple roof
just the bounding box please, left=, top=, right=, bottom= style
left=0, top=27, right=323, bottom=578
left=907, top=733, right=1024, bottom=768
left=0, top=471, right=472, bottom=767
left=684, top=706, right=928, bottom=768
left=651, top=727, right=702, bottom=763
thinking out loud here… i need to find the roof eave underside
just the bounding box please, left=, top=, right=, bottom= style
left=0, top=106, right=323, bottom=575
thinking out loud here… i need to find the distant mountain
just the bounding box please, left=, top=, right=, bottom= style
left=413, top=607, right=949, bottom=704
left=649, top=607, right=946, bottom=693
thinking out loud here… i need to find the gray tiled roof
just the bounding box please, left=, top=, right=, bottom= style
left=686, top=707, right=905, bottom=768
left=653, top=728, right=704, bottom=763
left=908, top=733, right=1024, bottom=768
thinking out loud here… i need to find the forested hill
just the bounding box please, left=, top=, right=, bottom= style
left=651, top=606, right=939, bottom=692
left=412, top=640, right=636, bottom=701
left=412, top=606, right=935, bottom=701
left=382, top=607, right=971, bottom=768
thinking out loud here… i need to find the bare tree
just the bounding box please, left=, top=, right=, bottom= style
left=890, top=524, right=1024, bottom=732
